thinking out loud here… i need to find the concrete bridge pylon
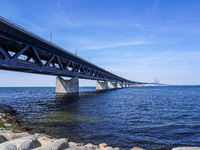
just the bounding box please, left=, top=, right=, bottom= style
left=96, top=80, right=108, bottom=90
left=110, top=81, right=117, bottom=89
left=56, top=76, right=79, bottom=93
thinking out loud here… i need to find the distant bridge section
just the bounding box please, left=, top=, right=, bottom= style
left=0, top=16, right=139, bottom=93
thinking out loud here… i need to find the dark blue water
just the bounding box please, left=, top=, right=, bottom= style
left=0, top=86, right=200, bottom=149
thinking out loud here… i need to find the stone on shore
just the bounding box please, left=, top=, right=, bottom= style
left=2, top=132, right=30, bottom=140
left=0, top=143, right=17, bottom=150
left=32, top=138, right=69, bottom=150
left=66, top=146, right=93, bottom=150
left=0, top=128, right=14, bottom=134
left=0, top=135, right=7, bottom=143
left=131, top=147, right=146, bottom=150
left=172, top=147, right=200, bottom=150
left=68, top=141, right=78, bottom=149
left=0, top=128, right=14, bottom=144
left=103, top=146, right=114, bottom=150
left=99, top=143, right=107, bottom=149
left=0, top=136, right=41, bottom=150
left=0, top=104, right=33, bottom=134
left=0, top=104, right=16, bottom=115
left=85, top=143, right=99, bottom=149
left=37, top=136, right=55, bottom=146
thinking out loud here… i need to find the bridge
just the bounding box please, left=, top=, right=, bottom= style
left=0, top=16, right=140, bottom=93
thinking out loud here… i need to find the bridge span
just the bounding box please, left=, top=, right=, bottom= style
left=0, top=16, right=139, bottom=93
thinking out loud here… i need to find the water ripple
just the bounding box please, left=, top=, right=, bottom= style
left=0, top=86, right=200, bottom=149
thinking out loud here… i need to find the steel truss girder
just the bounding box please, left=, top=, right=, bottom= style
left=0, top=34, right=126, bottom=81
left=0, top=17, right=136, bottom=83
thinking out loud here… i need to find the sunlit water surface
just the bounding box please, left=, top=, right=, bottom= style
left=0, top=86, right=200, bottom=149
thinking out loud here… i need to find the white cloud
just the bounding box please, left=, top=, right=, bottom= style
left=81, top=41, right=151, bottom=50
left=59, top=36, right=153, bottom=50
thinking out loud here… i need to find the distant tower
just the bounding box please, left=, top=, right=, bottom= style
left=154, top=78, right=159, bottom=84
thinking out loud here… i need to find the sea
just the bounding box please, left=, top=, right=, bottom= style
left=0, top=86, right=200, bottom=150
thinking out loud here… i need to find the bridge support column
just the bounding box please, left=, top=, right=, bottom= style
left=123, top=82, right=126, bottom=87
left=96, top=80, right=108, bottom=90
left=117, top=81, right=123, bottom=88
left=127, top=82, right=129, bottom=87
left=122, top=82, right=126, bottom=88
left=110, top=81, right=117, bottom=89
left=56, top=76, right=79, bottom=93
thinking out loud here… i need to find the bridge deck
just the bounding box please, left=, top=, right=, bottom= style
left=0, top=16, right=136, bottom=83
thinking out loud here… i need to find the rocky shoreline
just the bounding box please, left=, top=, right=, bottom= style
left=0, top=104, right=199, bottom=150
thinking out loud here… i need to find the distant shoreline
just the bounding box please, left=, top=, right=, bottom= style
left=0, top=85, right=199, bottom=88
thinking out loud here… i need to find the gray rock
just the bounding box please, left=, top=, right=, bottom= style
left=0, top=134, right=7, bottom=143
left=99, top=143, right=107, bottom=149
left=32, top=138, right=69, bottom=150
left=37, top=136, right=54, bottom=146
left=65, top=146, right=99, bottom=150
left=2, top=132, right=30, bottom=140
left=0, top=142, right=17, bottom=150
left=172, top=147, right=200, bottom=150
left=0, top=135, right=41, bottom=150
left=65, top=143, right=100, bottom=150
left=65, top=146, right=85, bottom=150
left=69, top=141, right=78, bottom=149
left=85, top=143, right=98, bottom=150
left=104, top=146, right=114, bottom=150
left=0, top=104, right=16, bottom=115
left=0, top=128, right=14, bottom=134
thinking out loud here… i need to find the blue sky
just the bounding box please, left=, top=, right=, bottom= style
left=1, top=0, right=200, bottom=86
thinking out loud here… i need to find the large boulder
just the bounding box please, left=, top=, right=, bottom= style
left=0, top=135, right=41, bottom=150
left=0, top=134, right=7, bottom=143
left=0, top=104, right=16, bottom=115
left=37, top=136, right=55, bottom=146
left=99, top=143, right=107, bottom=149
left=68, top=141, right=78, bottom=149
left=32, top=138, right=69, bottom=150
left=85, top=143, right=99, bottom=150
left=0, top=128, right=13, bottom=144
left=66, top=142, right=100, bottom=150
left=2, top=132, right=30, bottom=140
left=0, top=143, right=17, bottom=150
